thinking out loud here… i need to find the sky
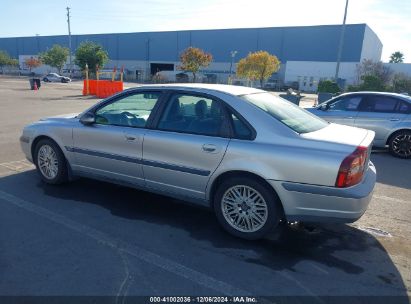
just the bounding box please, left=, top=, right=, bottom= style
left=0, top=0, right=410, bottom=62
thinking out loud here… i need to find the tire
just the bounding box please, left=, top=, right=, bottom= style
left=388, top=130, right=411, bottom=159
left=43, top=78, right=49, bottom=82
left=34, top=139, right=68, bottom=184
left=213, top=176, right=283, bottom=240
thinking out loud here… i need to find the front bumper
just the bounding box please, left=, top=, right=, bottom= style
left=269, top=162, right=377, bottom=223
left=19, top=135, right=33, bottom=163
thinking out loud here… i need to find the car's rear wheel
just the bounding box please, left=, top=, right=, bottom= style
left=214, top=177, right=282, bottom=240
left=389, top=130, right=411, bottom=159
left=34, top=139, right=68, bottom=184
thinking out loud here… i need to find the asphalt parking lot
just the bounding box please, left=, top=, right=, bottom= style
left=0, top=77, right=410, bottom=302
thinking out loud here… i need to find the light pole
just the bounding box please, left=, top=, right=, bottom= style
left=146, top=38, right=151, bottom=80
left=229, top=50, right=237, bottom=83
left=66, top=7, right=73, bottom=78
left=35, top=34, right=40, bottom=53
left=335, top=0, right=349, bottom=82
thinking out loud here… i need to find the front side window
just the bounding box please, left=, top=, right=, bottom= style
left=158, top=94, right=226, bottom=137
left=242, top=92, right=327, bottom=134
left=328, top=96, right=361, bottom=111
left=95, top=92, right=160, bottom=127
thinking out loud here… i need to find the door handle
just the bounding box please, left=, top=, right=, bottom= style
left=345, top=116, right=354, bottom=119
left=124, top=134, right=137, bottom=141
left=389, top=118, right=400, bottom=122
left=202, top=144, right=217, bottom=153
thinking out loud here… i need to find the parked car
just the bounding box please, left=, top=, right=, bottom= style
left=307, top=92, right=411, bottom=158
left=20, top=84, right=376, bottom=239
left=43, top=73, right=71, bottom=83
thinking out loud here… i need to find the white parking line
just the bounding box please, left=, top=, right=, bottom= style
left=0, top=159, right=34, bottom=172
left=0, top=189, right=251, bottom=296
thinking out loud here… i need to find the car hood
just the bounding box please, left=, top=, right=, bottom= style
left=301, top=123, right=375, bottom=148
left=40, top=113, right=79, bottom=122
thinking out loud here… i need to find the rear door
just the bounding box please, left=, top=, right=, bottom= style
left=71, top=91, right=162, bottom=186
left=354, top=95, right=403, bottom=142
left=320, top=95, right=362, bottom=125
left=142, top=92, right=230, bottom=201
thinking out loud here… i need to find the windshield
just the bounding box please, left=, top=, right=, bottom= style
left=241, top=92, right=328, bottom=133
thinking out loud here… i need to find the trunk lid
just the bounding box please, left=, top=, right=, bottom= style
left=301, top=123, right=374, bottom=148
left=302, top=123, right=375, bottom=172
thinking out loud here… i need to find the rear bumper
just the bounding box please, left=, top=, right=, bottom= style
left=268, top=162, right=376, bottom=223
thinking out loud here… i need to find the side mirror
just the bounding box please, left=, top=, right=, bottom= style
left=80, top=112, right=95, bottom=125
left=320, top=104, right=328, bottom=111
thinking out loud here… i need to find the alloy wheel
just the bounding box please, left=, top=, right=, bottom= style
left=392, top=133, right=411, bottom=158
left=221, top=185, right=268, bottom=233
left=37, top=144, right=59, bottom=179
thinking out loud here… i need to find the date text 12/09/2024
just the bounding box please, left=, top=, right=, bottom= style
left=149, top=297, right=258, bottom=303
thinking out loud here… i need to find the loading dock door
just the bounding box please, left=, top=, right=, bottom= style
left=151, top=63, right=174, bottom=75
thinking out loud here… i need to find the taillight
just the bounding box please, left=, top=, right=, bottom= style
left=336, top=146, right=368, bottom=188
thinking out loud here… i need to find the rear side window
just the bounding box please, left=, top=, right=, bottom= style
left=157, top=94, right=227, bottom=137
left=230, top=112, right=253, bottom=140
left=398, top=102, right=411, bottom=114
left=241, top=92, right=327, bottom=134
left=359, top=96, right=399, bottom=113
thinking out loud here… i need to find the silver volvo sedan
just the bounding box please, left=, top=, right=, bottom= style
left=20, top=84, right=377, bottom=239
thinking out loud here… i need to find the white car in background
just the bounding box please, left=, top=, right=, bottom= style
left=43, top=73, right=71, bottom=83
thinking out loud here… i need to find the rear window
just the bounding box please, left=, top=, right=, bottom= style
left=241, top=92, right=328, bottom=134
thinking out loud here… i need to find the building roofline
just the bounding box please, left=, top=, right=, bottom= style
left=0, top=23, right=368, bottom=40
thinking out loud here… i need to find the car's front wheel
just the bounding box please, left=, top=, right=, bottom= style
left=214, top=177, right=283, bottom=240
left=389, top=130, right=411, bottom=159
left=34, top=139, right=68, bottom=184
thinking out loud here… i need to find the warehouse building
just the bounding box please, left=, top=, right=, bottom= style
left=0, top=24, right=383, bottom=91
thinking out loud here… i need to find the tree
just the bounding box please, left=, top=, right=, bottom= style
left=236, top=51, right=280, bottom=87
left=392, top=73, right=411, bottom=94
left=355, top=59, right=392, bottom=86
left=0, top=50, right=19, bottom=73
left=389, top=51, right=404, bottom=63
left=359, top=75, right=386, bottom=91
left=317, top=80, right=340, bottom=94
left=40, top=44, right=69, bottom=74
left=179, top=47, right=212, bottom=82
left=25, top=57, right=41, bottom=72
left=74, top=41, right=109, bottom=74
left=347, top=75, right=386, bottom=92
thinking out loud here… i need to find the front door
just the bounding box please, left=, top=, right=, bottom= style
left=71, top=91, right=162, bottom=185
left=321, top=95, right=362, bottom=126
left=142, top=92, right=230, bottom=200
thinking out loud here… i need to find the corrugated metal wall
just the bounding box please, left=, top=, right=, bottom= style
left=0, top=24, right=373, bottom=63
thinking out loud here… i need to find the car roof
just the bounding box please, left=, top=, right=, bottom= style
left=128, top=83, right=264, bottom=96
left=339, top=91, right=411, bottom=101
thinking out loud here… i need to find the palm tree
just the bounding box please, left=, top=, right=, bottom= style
left=389, top=51, right=404, bottom=63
